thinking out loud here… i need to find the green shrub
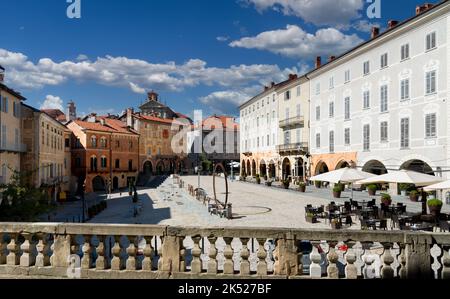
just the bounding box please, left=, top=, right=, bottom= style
left=333, top=184, right=343, bottom=192
left=367, top=184, right=377, bottom=192
left=427, top=199, right=443, bottom=207
left=410, top=190, right=419, bottom=196
left=297, top=182, right=306, bottom=187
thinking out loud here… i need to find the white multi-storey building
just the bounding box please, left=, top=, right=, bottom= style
left=308, top=2, right=450, bottom=184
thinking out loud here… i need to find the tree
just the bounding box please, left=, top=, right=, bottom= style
left=0, top=168, right=56, bottom=222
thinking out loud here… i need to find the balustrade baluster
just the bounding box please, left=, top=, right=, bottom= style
left=179, top=237, right=187, bottom=273
left=363, top=255, right=376, bottom=279
left=126, top=236, right=137, bottom=270
left=309, top=242, right=322, bottom=278
left=20, top=233, right=36, bottom=267
left=207, top=237, right=218, bottom=274
left=111, top=236, right=122, bottom=270
left=157, top=236, right=164, bottom=271
left=381, top=243, right=395, bottom=279
left=344, top=242, right=357, bottom=279
left=35, top=233, right=50, bottom=267
left=81, top=235, right=92, bottom=269
left=398, top=245, right=407, bottom=279
left=142, top=236, right=154, bottom=271
left=240, top=238, right=250, bottom=276
left=326, top=242, right=339, bottom=279
left=96, top=235, right=108, bottom=270
left=7, top=234, right=20, bottom=266
left=223, top=237, right=234, bottom=275
left=257, top=238, right=267, bottom=276
left=191, top=236, right=202, bottom=274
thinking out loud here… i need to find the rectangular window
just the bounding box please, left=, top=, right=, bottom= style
left=426, top=32, right=437, bottom=51
left=426, top=71, right=436, bottom=94
left=267, top=134, right=270, bottom=146
left=401, top=118, right=410, bottom=149
left=425, top=113, right=437, bottom=138
left=296, top=129, right=301, bottom=143
left=380, top=121, right=388, bottom=142
left=363, top=61, right=370, bottom=75
left=284, top=131, right=290, bottom=145
left=296, top=104, right=301, bottom=117
left=15, top=128, right=19, bottom=148
left=344, top=97, right=351, bottom=120
left=380, top=53, right=388, bottom=68
left=273, top=133, right=275, bottom=146
left=316, top=106, right=320, bottom=121
left=329, top=77, right=334, bottom=89
left=363, top=90, right=370, bottom=109
left=401, top=79, right=410, bottom=100
left=401, top=44, right=410, bottom=60
left=285, top=108, right=290, bottom=120
left=316, top=133, right=321, bottom=149
left=329, top=102, right=334, bottom=118
left=1, top=96, right=8, bottom=113
left=316, top=83, right=320, bottom=95
left=380, top=85, right=388, bottom=112
left=296, top=86, right=301, bottom=97
left=257, top=137, right=260, bottom=147
left=285, top=90, right=291, bottom=100
left=2, top=125, right=7, bottom=148
left=344, top=128, right=351, bottom=146
left=345, top=70, right=351, bottom=83
left=329, top=131, right=334, bottom=153
left=363, top=124, right=370, bottom=151
left=261, top=99, right=264, bottom=107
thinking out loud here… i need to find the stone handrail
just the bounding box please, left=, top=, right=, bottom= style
left=0, top=222, right=449, bottom=279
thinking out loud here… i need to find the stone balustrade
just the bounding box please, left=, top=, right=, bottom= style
left=0, top=222, right=449, bottom=279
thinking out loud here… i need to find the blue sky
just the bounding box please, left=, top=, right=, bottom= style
left=0, top=0, right=435, bottom=117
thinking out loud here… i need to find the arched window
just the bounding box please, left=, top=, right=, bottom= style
left=91, top=136, right=97, bottom=148
left=100, top=137, right=107, bottom=148
left=100, top=156, right=107, bottom=168
left=90, top=156, right=98, bottom=172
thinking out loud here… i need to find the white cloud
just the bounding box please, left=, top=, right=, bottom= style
left=0, top=48, right=295, bottom=94
left=243, top=0, right=364, bottom=27
left=352, top=20, right=382, bottom=33
left=76, top=54, right=89, bottom=61
left=40, top=95, right=64, bottom=111
left=230, top=25, right=363, bottom=59
left=216, top=36, right=230, bottom=42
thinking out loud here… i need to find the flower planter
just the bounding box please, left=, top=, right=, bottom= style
left=306, top=216, right=317, bottom=223
left=298, top=185, right=306, bottom=193
left=428, top=205, right=442, bottom=217
left=283, top=184, right=290, bottom=190
left=265, top=182, right=272, bottom=187
left=315, top=182, right=321, bottom=189
left=256, top=179, right=261, bottom=185
left=368, top=189, right=376, bottom=196
left=331, top=222, right=342, bottom=229
left=333, top=191, right=341, bottom=198
left=410, top=194, right=419, bottom=202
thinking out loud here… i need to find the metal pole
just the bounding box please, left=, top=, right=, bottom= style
left=230, top=160, right=233, bottom=182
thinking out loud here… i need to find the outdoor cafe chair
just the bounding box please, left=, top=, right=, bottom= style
left=439, top=220, right=450, bottom=232
left=378, top=219, right=388, bottom=230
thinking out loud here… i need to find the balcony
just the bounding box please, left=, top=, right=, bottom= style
left=277, top=142, right=308, bottom=154
left=0, top=143, right=27, bottom=153
left=0, top=222, right=447, bottom=279
left=279, top=116, right=304, bottom=128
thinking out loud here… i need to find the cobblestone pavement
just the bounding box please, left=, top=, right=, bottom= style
left=45, top=175, right=449, bottom=229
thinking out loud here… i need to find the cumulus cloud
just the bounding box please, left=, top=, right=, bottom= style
left=0, top=48, right=295, bottom=95
left=229, top=25, right=363, bottom=59
left=351, top=20, right=382, bottom=33
left=40, top=95, right=64, bottom=111
left=76, top=54, right=89, bottom=61
left=243, top=0, right=364, bottom=27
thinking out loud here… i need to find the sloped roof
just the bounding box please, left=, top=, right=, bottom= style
left=41, top=109, right=67, bottom=122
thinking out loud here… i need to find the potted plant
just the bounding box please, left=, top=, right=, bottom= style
left=314, top=181, right=322, bottom=189
left=263, top=175, right=268, bottom=181
left=333, top=184, right=343, bottom=198
left=298, top=181, right=306, bottom=193
left=409, top=190, right=419, bottom=202
left=367, top=184, right=377, bottom=196
left=305, top=212, right=317, bottom=223
left=256, top=174, right=261, bottom=184
left=265, top=180, right=272, bottom=187
left=427, top=199, right=443, bottom=216
left=381, top=193, right=392, bottom=206
left=282, top=179, right=290, bottom=189
left=331, top=218, right=341, bottom=229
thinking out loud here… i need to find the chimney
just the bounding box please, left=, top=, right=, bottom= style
left=371, top=27, right=380, bottom=39
left=147, top=91, right=159, bottom=102
left=288, top=74, right=298, bottom=80
left=315, top=56, right=322, bottom=69
left=264, top=86, right=269, bottom=91
left=271, top=82, right=276, bottom=88
left=416, top=3, right=434, bottom=15
left=0, top=65, right=4, bottom=82
left=100, top=118, right=105, bottom=126
left=126, top=108, right=134, bottom=127
left=87, top=113, right=97, bottom=123
left=328, top=56, right=336, bottom=62
left=388, top=20, right=399, bottom=29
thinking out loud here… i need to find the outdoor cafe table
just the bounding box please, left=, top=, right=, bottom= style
left=408, top=222, right=435, bottom=232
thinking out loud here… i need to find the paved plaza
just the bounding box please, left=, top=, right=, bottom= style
left=46, top=175, right=450, bottom=229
